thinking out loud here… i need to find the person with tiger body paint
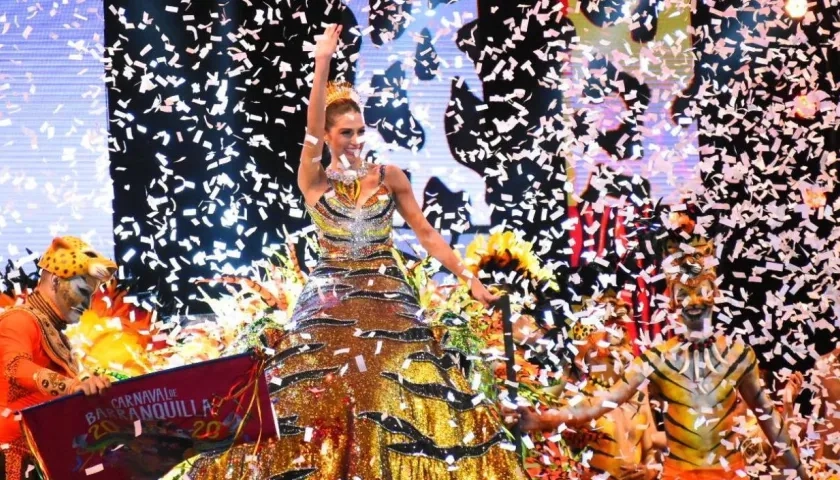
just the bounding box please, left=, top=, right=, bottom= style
left=513, top=227, right=809, bottom=479
left=0, top=237, right=116, bottom=480
left=557, top=292, right=662, bottom=480
left=736, top=369, right=804, bottom=469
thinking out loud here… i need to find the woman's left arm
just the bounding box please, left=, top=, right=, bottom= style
left=385, top=165, right=498, bottom=306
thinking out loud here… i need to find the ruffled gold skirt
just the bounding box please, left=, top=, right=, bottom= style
left=188, top=251, right=527, bottom=479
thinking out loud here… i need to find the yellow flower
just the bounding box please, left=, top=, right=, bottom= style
left=464, top=231, right=555, bottom=285
left=70, top=309, right=152, bottom=377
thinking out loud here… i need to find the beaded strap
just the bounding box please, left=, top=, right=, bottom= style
left=677, top=333, right=716, bottom=352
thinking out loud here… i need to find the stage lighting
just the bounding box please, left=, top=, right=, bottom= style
left=785, top=0, right=808, bottom=18
left=793, top=94, right=817, bottom=119
left=803, top=188, right=827, bottom=209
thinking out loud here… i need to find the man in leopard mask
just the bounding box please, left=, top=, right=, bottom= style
left=0, top=237, right=116, bottom=479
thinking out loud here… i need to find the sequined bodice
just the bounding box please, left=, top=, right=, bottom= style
left=304, top=167, right=395, bottom=259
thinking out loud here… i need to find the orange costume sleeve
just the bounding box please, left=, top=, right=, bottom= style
left=0, top=310, right=77, bottom=400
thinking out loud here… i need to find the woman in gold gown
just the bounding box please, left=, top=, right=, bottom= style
left=188, top=24, right=527, bottom=480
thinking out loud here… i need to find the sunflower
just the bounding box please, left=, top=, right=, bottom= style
left=464, top=231, right=555, bottom=285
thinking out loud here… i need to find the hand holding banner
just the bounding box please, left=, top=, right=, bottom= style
left=21, top=352, right=277, bottom=480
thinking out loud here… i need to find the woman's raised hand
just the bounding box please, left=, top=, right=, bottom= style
left=315, top=24, right=343, bottom=61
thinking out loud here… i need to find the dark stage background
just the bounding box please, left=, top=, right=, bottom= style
left=104, top=0, right=840, bottom=387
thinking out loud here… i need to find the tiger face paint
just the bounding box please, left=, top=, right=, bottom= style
left=670, top=272, right=717, bottom=336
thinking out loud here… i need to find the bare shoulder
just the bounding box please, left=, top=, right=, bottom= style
left=721, top=340, right=760, bottom=385
left=382, top=164, right=406, bottom=181
left=382, top=165, right=409, bottom=191
left=719, top=338, right=756, bottom=369
left=727, top=337, right=754, bottom=357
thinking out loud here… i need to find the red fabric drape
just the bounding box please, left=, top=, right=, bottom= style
left=564, top=201, right=658, bottom=354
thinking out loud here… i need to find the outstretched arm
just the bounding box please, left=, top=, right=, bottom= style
left=518, top=359, right=650, bottom=430
left=299, top=24, right=342, bottom=202
left=386, top=165, right=497, bottom=306
left=739, top=350, right=808, bottom=479
left=782, top=371, right=803, bottom=421
left=817, top=368, right=840, bottom=463
left=558, top=362, right=648, bottom=425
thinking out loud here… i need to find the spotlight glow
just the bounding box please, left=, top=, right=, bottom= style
left=793, top=94, right=817, bottom=119
left=804, top=189, right=827, bottom=209
left=785, top=0, right=808, bottom=18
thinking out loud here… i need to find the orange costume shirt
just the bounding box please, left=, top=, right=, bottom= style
left=0, top=292, right=79, bottom=480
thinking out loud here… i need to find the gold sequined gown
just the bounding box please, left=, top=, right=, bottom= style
left=189, top=166, right=527, bottom=479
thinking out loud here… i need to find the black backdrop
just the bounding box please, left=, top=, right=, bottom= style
left=104, top=0, right=574, bottom=313
left=105, top=0, right=840, bottom=382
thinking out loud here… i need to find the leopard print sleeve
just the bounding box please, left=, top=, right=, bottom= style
left=5, top=353, right=34, bottom=403
left=4, top=351, right=76, bottom=399
left=32, top=369, right=76, bottom=397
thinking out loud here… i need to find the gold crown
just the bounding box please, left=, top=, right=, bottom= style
left=325, top=81, right=358, bottom=107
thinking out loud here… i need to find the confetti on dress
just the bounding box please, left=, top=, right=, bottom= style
left=0, top=0, right=838, bottom=477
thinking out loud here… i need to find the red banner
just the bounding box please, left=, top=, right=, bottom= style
left=21, top=352, right=277, bottom=480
